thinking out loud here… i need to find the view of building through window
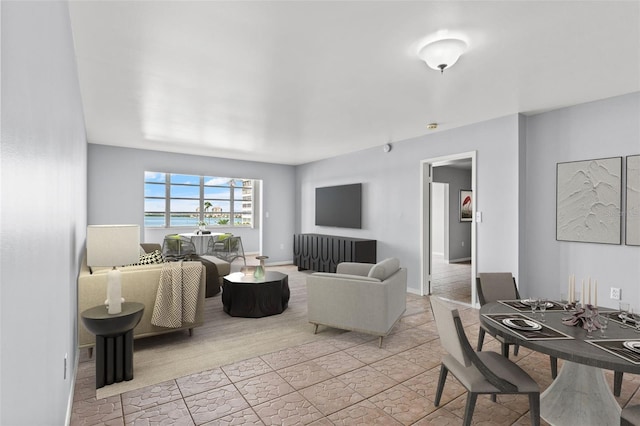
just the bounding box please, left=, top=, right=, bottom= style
left=144, top=172, right=254, bottom=228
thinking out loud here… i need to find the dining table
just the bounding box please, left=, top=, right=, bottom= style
left=179, top=232, right=224, bottom=255
left=480, top=301, right=640, bottom=426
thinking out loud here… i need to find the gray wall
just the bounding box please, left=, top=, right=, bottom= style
left=88, top=144, right=296, bottom=263
left=523, top=92, right=640, bottom=307
left=433, top=166, right=472, bottom=262
left=296, top=114, right=522, bottom=293
left=1, top=1, right=87, bottom=423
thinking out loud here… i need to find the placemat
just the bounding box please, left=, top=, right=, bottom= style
left=587, top=339, right=640, bottom=364
left=602, top=311, right=640, bottom=327
left=498, top=299, right=566, bottom=312
left=483, top=313, right=574, bottom=340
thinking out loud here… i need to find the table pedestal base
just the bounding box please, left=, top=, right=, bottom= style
left=541, top=361, right=620, bottom=426
left=95, top=329, right=135, bottom=388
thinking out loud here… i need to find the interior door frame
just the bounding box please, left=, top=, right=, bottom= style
left=420, top=151, right=477, bottom=306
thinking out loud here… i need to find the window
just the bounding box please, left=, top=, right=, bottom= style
left=144, top=172, right=254, bottom=228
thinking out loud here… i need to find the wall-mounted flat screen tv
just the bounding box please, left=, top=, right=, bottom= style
left=315, top=183, right=362, bottom=229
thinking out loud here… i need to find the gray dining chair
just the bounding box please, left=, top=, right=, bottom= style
left=621, top=405, right=640, bottom=426
left=430, top=296, right=540, bottom=426
left=476, top=272, right=558, bottom=379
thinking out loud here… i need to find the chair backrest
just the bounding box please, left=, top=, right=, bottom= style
left=162, top=234, right=196, bottom=260
left=228, top=236, right=241, bottom=251
left=430, top=296, right=472, bottom=367
left=477, top=273, right=519, bottom=306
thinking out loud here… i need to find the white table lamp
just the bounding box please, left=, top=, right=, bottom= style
left=87, top=225, right=140, bottom=314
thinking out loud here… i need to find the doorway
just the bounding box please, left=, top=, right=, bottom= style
left=420, top=151, right=477, bottom=306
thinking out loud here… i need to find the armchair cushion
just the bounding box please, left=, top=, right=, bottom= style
left=368, top=257, right=400, bottom=280
left=335, top=262, right=374, bottom=277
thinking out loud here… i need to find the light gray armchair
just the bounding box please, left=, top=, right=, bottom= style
left=306, top=257, right=407, bottom=346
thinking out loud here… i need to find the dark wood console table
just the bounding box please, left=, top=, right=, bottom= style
left=293, top=233, right=376, bottom=272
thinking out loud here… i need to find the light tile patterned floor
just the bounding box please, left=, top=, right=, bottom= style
left=71, top=284, right=640, bottom=425
left=431, top=254, right=472, bottom=305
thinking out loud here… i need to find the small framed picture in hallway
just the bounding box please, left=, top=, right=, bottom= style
left=459, top=189, right=473, bottom=222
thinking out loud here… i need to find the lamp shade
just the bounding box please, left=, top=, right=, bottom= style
left=418, top=38, right=467, bottom=72
left=87, top=225, right=140, bottom=267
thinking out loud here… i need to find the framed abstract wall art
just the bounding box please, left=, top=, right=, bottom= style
left=459, top=189, right=473, bottom=222
left=626, top=155, right=640, bottom=246
left=556, top=157, right=622, bottom=244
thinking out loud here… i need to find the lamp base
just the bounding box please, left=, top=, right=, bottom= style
left=106, top=268, right=123, bottom=314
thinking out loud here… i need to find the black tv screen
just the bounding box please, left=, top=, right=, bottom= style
left=315, top=183, right=362, bottom=228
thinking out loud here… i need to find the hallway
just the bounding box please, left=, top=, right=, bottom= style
left=430, top=254, right=472, bottom=305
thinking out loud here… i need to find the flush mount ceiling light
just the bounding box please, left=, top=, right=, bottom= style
left=417, top=38, right=467, bottom=73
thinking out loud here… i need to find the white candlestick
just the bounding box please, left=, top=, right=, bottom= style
left=588, top=279, right=591, bottom=305
left=595, top=280, right=598, bottom=306
left=581, top=280, right=585, bottom=306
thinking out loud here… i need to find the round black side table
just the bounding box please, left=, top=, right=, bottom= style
left=81, top=302, right=144, bottom=388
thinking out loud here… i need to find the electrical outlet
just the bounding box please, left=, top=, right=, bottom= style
left=610, top=287, right=621, bottom=300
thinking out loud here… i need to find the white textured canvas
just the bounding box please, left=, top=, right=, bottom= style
left=556, top=157, right=622, bottom=244
left=627, top=155, right=640, bottom=246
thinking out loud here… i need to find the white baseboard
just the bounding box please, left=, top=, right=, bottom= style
left=65, top=350, right=80, bottom=426
left=448, top=257, right=471, bottom=264
left=406, top=287, right=422, bottom=296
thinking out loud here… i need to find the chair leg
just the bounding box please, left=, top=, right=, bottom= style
left=550, top=356, right=558, bottom=379
left=614, top=371, right=624, bottom=397
left=188, top=328, right=193, bottom=337
left=477, top=328, right=485, bottom=351
left=513, top=344, right=519, bottom=356
left=313, top=324, right=319, bottom=334
left=491, top=394, right=497, bottom=403
left=529, top=392, right=540, bottom=426
left=434, top=365, right=449, bottom=407
left=378, top=336, right=383, bottom=348
left=462, top=392, right=478, bottom=426
left=88, top=347, right=93, bottom=359
left=501, top=342, right=510, bottom=358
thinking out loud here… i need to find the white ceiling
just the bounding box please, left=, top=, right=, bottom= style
left=68, top=1, right=640, bottom=166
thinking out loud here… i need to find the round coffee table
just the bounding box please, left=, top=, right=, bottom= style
left=222, top=271, right=289, bottom=317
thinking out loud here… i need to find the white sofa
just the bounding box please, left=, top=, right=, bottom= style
left=78, top=256, right=206, bottom=350
left=306, top=257, right=407, bottom=346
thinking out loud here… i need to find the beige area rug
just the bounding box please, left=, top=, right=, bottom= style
left=96, top=264, right=346, bottom=399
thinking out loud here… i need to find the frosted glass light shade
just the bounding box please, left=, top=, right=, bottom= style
left=418, top=38, right=467, bottom=72
left=87, top=224, right=140, bottom=267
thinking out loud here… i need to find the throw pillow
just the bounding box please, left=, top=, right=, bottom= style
left=137, top=249, right=164, bottom=265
